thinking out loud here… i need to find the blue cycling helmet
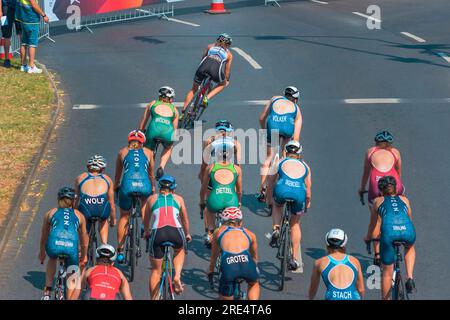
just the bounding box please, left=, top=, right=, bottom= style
left=57, top=186, right=76, bottom=200
left=374, top=130, right=393, bottom=143
left=217, top=33, right=232, bottom=46
left=158, top=175, right=177, bottom=190
left=215, top=120, right=233, bottom=132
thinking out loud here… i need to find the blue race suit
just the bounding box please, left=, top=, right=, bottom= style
left=45, top=208, right=80, bottom=267
left=118, top=148, right=152, bottom=210
left=273, top=158, right=308, bottom=214
left=378, top=196, right=416, bottom=265
left=266, top=97, right=298, bottom=144
left=321, top=255, right=361, bottom=300
left=78, top=173, right=111, bottom=223
left=218, top=226, right=259, bottom=297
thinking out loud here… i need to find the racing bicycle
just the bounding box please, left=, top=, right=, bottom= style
left=181, top=76, right=215, bottom=129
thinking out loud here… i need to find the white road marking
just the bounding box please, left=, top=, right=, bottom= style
left=310, top=0, right=328, bottom=4
left=73, top=98, right=450, bottom=109
left=400, top=32, right=426, bottom=43
left=231, top=47, right=263, bottom=70
left=352, top=11, right=382, bottom=23
left=437, top=52, right=450, bottom=64
left=344, top=98, right=401, bottom=104
left=166, top=17, right=200, bottom=27
left=72, top=104, right=98, bottom=109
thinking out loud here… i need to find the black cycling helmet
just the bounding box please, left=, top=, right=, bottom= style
left=284, top=86, right=300, bottom=99
left=158, top=174, right=177, bottom=190
left=57, top=186, right=76, bottom=200
left=374, top=130, right=394, bottom=143
left=217, top=33, right=232, bottom=46
left=378, top=176, right=397, bottom=192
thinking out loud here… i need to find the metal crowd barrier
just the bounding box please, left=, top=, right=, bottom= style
left=8, top=0, right=54, bottom=57
left=76, top=2, right=175, bottom=33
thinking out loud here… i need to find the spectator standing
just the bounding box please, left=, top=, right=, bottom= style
left=1, top=0, right=22, bottom=68
left=15, top=0, right=48, bottom=73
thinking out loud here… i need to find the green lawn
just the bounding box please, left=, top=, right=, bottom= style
left=0, top=59, right=54, bottom=224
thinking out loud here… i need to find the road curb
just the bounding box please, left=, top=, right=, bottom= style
left=0, top=62, right=63, bottom=258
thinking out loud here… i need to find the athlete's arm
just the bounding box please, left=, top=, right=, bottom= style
left=76, top=210, right=89, bottom=268
left=114, top=150, right=124, bottom=189
left=200, top=165, right=212, bottom=205
left=39, top=210, right=52, bottom=264
left=173, top=105, right=179, bottom=131
left=259, top=99, right=272, bottom=129
left=305, top=163, right=312, bottom=208
left=70, top=268, right=90, bottom=300
left=106, top=175, right=116, bottom=226
left=351, top=257, right=366, bottom=299
left=139, top=100, right=155, bottom=131
left=293, top=105, right=303, bottom=141
left=359, top=149, right=371, bottom=193
left=201, top=44, right=213, bottom=60
left=308, top=259, right=321, bottom=300
left=143, top=195, right=155, bottom=238
left=235, top=165, right=243, bottom=204
left=119, top=270, right=133, bottom=300
left=199, top=138, right=213, bottom=179
left=401, top=196, right=413, bottom=220
left=224, top=51, right=233, bottom=82
left=144, top=148, right=156, bottom=194
left=208, top=228, right=220, bottom=274
left=394, top=148, right=402, bottom=177
left=74, top=174, right=83, bottom=209
left=234, top=139, right=242, bottom=165
left=177, top=195, right=191, bottom=241
left=366, top=199, right=382, bottom=240
left=248, top=229, right=259, bottom=264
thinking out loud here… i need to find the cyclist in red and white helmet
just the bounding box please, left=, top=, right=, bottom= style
left=208, top=207, right=260, bottom=300
left=75, top=155, right=116, bottom=244
left=114, top=130, right=155, bottom=263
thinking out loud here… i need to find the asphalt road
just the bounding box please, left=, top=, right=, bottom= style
left=1, top=0, right=449, bottom=300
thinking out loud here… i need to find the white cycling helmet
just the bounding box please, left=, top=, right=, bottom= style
left=159, top=86, right=175, bottom=99
left=285, top=140, right=303, bottom=155
left=325, top=228, right=348, bottom=249
left=95, top=244, right=117, bottom=262
left=284, top=86, right=300, bottom=99
left=87, top=155, right=107, bottom=171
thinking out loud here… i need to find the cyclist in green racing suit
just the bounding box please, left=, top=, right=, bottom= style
left=139, top=86, right=179, bottom=180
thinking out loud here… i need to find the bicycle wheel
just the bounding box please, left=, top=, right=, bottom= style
left=128, top=219, right=136, bottom=282
left=182, top=90, right=201, bottom=129
left=278, top=222, right=289, bottom=291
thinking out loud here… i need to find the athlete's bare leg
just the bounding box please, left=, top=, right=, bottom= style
left=206, top=81, right=228, bottom=101
left=272, top=203, right=283, bottom=230
left=260, top=144, right=275, bottom=191
left=290, top=216, right=301, bottom=262
left=247, top=281, right=261, bottom=300
left=404, top=245, right=416, bottom=279
left=173, top=248, right=185, bottom=294
left=381, top=264, right=394, bottom=300
left=160, top=146, right=173, bottom=170
left=98, top=219, right=109, bottom=244
left=149, top=258, right=163, bottom=299
left=182, top=82, right=200, bottom=111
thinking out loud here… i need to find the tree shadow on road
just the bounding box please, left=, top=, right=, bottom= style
left=23, top=271, right=46, bottom=290
left=241, top=193, right=270, bottom=218
left=181, top=267, right=217, bottom=300
left=187, top=234, right=211, bottom=262
left=304, top=247, right=327, bottom=260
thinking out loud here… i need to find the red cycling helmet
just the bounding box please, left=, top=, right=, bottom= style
left=221, top=207, right=243, bottom=221
left=128, top=130, right=146, bottom=144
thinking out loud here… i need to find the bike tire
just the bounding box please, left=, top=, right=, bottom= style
left=135, top=214, right=141, bottom=267
left=88, top=221, right=97, bottom=268
left=128, top=222, right=135, bottom=282
left=278, top=224, right=288, bottom=291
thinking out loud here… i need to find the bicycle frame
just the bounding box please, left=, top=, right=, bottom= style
left=124, top=194, right=142, bottom=282
left=158, top=243, right=175, bottom=300
left=87, top=218, right=98, bottom=268
left=276, top=201, right=293, bottom=291
left=182, top=77, right=215, bottom=129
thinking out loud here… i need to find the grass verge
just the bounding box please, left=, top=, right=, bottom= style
left=0, top=59, right=54, bottom=226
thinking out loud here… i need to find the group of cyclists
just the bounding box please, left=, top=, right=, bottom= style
left=38, top=32, right=417, bottom=300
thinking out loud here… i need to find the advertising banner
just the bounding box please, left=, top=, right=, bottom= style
left=45, top=0, right=161, bottom=22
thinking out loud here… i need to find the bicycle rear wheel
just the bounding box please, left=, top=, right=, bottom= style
left=127, top=221, right=136, bottom=282
left=278, top=222, right=289, bottom=291
left=87, top=221, right=97, bottom=268
left=182, top=91, right=201, bottom=129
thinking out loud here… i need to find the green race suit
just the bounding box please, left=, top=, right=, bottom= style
left=206, top=162, right=239, bottom=213
left=145, top=101, right=176, bottom=150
